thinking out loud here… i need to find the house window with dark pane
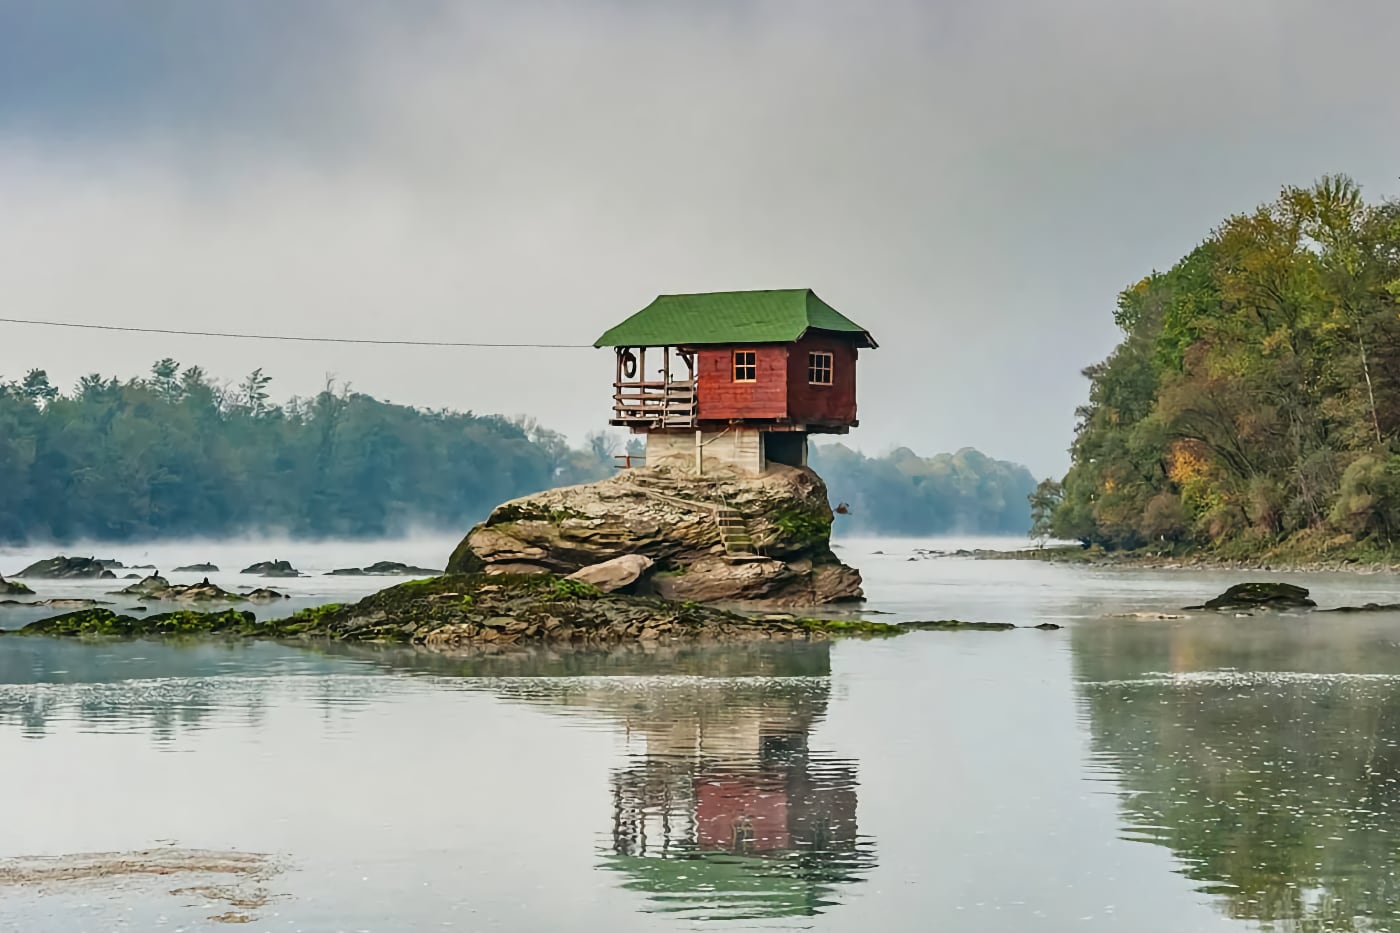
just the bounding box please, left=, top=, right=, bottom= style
left=733, top=350, right=757, bottom=382
left=808, top=351, right=833, bottom=385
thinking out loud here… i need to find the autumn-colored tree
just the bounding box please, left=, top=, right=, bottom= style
left=1053, top=175, right=1400, bottom=554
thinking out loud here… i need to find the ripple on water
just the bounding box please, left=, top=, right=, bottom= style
left=1078, top=659, right=1400, bottom=931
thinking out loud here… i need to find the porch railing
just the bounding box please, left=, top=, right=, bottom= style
left=610, top=379, right=697, bottom=429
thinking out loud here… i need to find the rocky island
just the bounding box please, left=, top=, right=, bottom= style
left=7, top=572, right=899, bottom=644
left=447, top=464, right=862, bottom=607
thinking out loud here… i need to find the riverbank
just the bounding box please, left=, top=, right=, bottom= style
left=975, top=539, right=1400, bottom=574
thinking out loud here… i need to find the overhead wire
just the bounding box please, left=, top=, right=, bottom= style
left=0, top=316, right=591, bottom=349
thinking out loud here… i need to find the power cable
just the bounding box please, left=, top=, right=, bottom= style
left=0, top=316, right=591, bottom=349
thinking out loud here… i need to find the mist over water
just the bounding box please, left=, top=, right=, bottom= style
left=5, top=537, right=1400, bottom=930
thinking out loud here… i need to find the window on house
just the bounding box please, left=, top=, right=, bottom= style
left=808, top=351, right=833, bottom=385
left=733, top=350, right=757, bottom=382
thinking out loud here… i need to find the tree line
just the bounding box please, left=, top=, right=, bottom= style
left=0, top=359, right=1038, bottom=543
left=1034, top=175, right=1400, bottom=554
left=0, top=361, right=619, bottom=543
left=812, top=443, right=1036, bottom=535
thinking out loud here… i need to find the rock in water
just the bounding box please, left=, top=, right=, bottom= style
left=363, top=560, right=440, bottom=575
left=325, top=561, right=440, bottom=577
left=173, top=563, right=220, bottom=573
left=446, top=464, right=862, bottom=607
left=13, top=556, right=116, bottom=579
left=240, top=560, right=303, bottom=577
left=30, top=598, right=111, bottom=609
left=0, top=574, right=33, bottom=595
left=565, top=555, right=654, bottom=593
left=1188, top=582, right=1317, bottom=612
left=245, top=588, right=289, bottom=603
left=116, top=574, right=173, bottom=597
left=112, top=575, right=245, bottom=603
left=171, top=578, right=245, bottom=602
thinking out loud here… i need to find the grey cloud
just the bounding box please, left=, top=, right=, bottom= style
left=1, top=0, right=1398, bottom=478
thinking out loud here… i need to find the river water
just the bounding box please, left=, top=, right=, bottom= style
left=4, top=536, right=1400, bottom=932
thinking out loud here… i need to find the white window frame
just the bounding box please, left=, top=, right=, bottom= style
left=807, top=351, right=833, bottom=386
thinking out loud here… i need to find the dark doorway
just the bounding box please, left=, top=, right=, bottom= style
left=765, top=432, right=808, bottom=468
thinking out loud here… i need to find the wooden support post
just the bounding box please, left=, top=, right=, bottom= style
left=695, top=429, right=703, bottom=475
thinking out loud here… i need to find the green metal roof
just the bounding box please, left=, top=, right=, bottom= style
left=594, top=289, right=877, bottom=349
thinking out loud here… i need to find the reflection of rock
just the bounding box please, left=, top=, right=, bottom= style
left=1187, top=582, right=1316, bottom=612
left=565, top=555, right=653, bottom=593
left=306, top=637, right=873, bottom=919
left=13, top=556, right=116, bottom=580
left=447, top=465, right=862, bottom=607
left=240, top=560, right=303, bottom=578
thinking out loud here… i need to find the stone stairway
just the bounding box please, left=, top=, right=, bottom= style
left=626, top=472, right=763, bottom=561
left=713, top=505, right=757, bottom=559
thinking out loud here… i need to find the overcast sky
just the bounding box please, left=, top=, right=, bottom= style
left=1, top=1, right=1397, bottom=478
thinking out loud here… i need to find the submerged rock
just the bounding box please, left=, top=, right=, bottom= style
left=13, top=556, right=116, bottom=580
left=324, top=561, right=440, bottom=577
left=0, top=574, right=33, bottom=596
left=240, top=560, right=303, bottom=578
left=1187, top=582, right=1317, bottom=612
left=28, top=598, right=112, bottom=609
left=447, top=464, right=862, bottom=607
left=1318, top=602, right=1400, bottom=613
left=565, top=555, right=654, bottom=593
left=173, top=563, right=220, bottom=573
left=245, top=588, right=289, bottom=603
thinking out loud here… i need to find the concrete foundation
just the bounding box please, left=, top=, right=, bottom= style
left=644, top=428, right=807, bottom=475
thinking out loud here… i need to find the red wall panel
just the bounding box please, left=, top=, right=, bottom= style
left=695, top=346, right=789, bottom=421
left=691, top=335, right=859, bottom=427
left=786, top=334, right=858, bottom=426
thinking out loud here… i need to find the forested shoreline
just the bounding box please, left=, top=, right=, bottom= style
left=0, top=360, right=1035, bottom=544
left=812, top=443, right=1035, bottom=535
left=0, top=361, right=617, bottom=543
left=1038, top=175, right=1400, bottom=560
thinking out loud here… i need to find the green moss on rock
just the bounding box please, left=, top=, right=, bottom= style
left=769, top=506, right=833, bottom=547
left=14, top=608, right=258, bottom=637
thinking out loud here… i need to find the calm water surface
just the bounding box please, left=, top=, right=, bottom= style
left=4, top=536, right=1400, bottom=931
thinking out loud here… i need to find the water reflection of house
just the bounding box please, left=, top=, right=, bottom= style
left=605, top=700, right=870, bottom=920
left=311, top=641, right=875, bottom=920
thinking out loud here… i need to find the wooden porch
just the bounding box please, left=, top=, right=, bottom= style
left=609, top=346, right=698, bottom=429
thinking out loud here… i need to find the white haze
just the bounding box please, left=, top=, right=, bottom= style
left=2, top=1, right=1398, bottom=478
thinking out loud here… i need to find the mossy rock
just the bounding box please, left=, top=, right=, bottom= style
left=12, top=608, right=258, bottom=637
left=0, top=575, right=34, bottom=596
left=1189, top=582, right=1316, bottom=612
left=904, top=619, right=1018, bottom=631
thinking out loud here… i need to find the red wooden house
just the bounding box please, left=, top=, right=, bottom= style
left=594, top=289, right=877, bottom=473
